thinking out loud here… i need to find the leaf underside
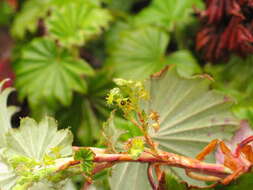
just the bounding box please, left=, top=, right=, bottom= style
left=110, top=67, right=239, bottom=189
left=6, top=117, right=73, bottom=161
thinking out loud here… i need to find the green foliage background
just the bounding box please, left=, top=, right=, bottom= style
left=1, top=0, right=253, bottom=189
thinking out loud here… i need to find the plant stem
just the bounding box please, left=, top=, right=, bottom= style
left=72, top=147, right=232, bottom=179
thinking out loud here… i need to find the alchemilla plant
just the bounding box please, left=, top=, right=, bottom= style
left=2, top=0, right=253, bottom=189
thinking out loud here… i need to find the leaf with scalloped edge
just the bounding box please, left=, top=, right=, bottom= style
left=107, top=26, right=169, bottom=80
left=15, top=38, right=94, bottom=111
left=0, top=116, right=74, bottom=190
left=46, top=0, right=112, bottom=47
left=11, top=0, right=51, bottom=39
left=0, top=80, right=18, bottom=147
left=6, top=117, right=73, bottom=160
left=109, top=66, right=239, bottom=189
left=134, top=0, right=203, bottom=29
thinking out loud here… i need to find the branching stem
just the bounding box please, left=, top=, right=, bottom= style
left=72, top=147, right=232, bottom=180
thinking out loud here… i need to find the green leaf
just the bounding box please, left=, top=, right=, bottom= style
left=164, top=171, right=187, bottom=190
left=105, top=21, right=132, bottom=53
left=6, top=117, right=73, bottom=161
left=214, top=173, right=253, bottom=190
left=74, top=149, right=94, bottom=176
left=145, top=67, right=238, bottom=185
left=46, top=0, right=112, bottom=47
left=0, top=117, right=73, bottom=190
left=15, top=38, right=94, bottom=109
left=11, top=0, right=51, bottom=38
left=165, top=50, right=201, bottom=77
left=205, top=55, right=253, bottom=100
left=0, top=80, right=18, bottom=147
left=134, top=0, right=204, bottom=29
left=103, top=0, right=136, bottom=12
left=56, top=70, right=114, bottom=146
left=205, top=55, right=253, bottom=126
left=107, top=26, right=169, bottom=80
left=110, top=67, right=239, bottom=189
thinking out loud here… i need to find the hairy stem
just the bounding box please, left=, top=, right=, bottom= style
left=72, top=147, right=232, bottom=179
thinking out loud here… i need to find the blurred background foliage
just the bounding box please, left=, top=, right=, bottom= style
left=1, top=0, right=253, bottom=189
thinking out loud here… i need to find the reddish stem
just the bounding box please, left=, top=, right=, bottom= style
left=235, top=136, right=253, bottom=157
left=147, top=164, right=157, bottom=190
left=92, top=151, right=231, bottom=178
left=71, top=147, right=232, bottom=181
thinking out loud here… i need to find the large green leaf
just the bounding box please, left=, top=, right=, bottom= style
left=15, top=38, right=94, bottom=111
left=6, top=117, right=73, bottom=160
left=134, top=0, right=203, bottom=29
left=46, top=0, right=112, bottom=47
left=110, top=67, right=239, bottom=189
left=145, top=67, right=238, bottom=184
left=0, top=117, right=74, bottom=190
left=106, top=26, right=169, bottom=80
left=0, top=80, right=18, bottom=147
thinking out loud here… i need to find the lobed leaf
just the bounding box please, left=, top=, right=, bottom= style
left=74, top=149, right=94, bottom=176
left=15, top=38, right=94, bottom=109
left=6, top=117, right=73, bottom=161
left=107, top=26, right=169, bottom=80
left=46, top=0, right=112, bottom=47
left=110, top=67, right=239, bottom=189
left=11, top=0, right=51, bottom=38
left=0, top=116, right=74, bottom=190
left=134, top=0, right=204, bottom=29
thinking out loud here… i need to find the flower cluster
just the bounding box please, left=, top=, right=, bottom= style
left=196, top=0, right=253, bottom=62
